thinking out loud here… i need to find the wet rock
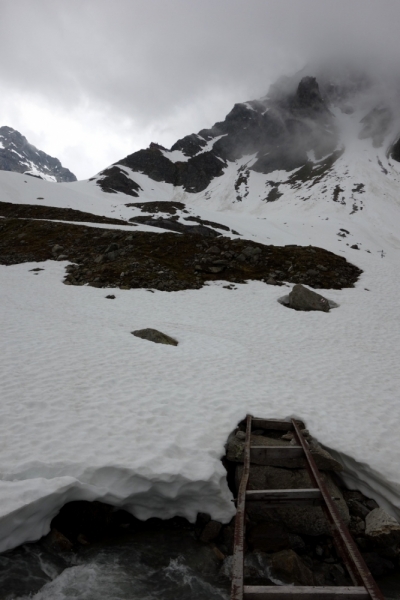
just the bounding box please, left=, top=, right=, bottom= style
left=365, top=508, right=400, bottom=546
left=248, top=522, right=292, bottom=553
left=131, top=328, right=178, bottom=346
left=270, top=549, right=315, bottom=586
left=362, top=552, right=395, bottom=578
left=288, top=284, right=330, bottom=312
left=199, top=520, right=222, bottom=543
left=46, top=528, right=73, bottom=551
left=237, top=464, right=349, bottom=536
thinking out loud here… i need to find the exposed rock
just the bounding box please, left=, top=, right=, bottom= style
left=248, top=522, right=292, bottom=553
left=362, top=552, right=395, bottom=578
left=131, top=328, right=178, bottom=346
left=270, top=549, right=315, bottom=586
left=0, top=126, right=76, bottom=182
left=199, top=520, right=222, bottom=543
left=365, top=508, right=400, bottom=546
left=288, top=284, right=330, bottom=312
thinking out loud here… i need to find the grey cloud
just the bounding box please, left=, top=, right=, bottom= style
left=1, top=0, right=399, bottom=178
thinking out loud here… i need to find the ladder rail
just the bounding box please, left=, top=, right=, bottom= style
left=230, top=416, right=385, bottom=600
left=231, top=414, right=252, bottom=600
left=291, top=419, right=384, bottom=600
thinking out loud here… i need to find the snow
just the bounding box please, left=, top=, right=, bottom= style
left=0, top=106, right=400, bottom=552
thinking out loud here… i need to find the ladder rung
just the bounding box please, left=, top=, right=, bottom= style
left=244, top=585, right=369, bottom=599
left=245, top=488, right=322, bottom=506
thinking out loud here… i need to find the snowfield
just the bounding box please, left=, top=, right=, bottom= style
left=1, top=111, right=400, bottom=553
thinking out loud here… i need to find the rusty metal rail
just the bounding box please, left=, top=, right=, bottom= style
left=230, top=415, right=384, bottom=600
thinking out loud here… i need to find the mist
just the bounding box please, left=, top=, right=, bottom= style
left=1, top=0, right=399, bottom=179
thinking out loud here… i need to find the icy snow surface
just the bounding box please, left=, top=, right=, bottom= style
left=1, top=108, right=400, bottom=551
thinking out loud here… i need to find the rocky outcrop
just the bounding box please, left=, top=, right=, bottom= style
left=0, top=126, right=76, bottom=182
left=365, top=508, right=400, bottom=546
left=131, top=328, right=178, bottom=346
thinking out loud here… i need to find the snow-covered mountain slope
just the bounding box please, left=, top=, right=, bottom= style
left=1, top=71, right=400, bottom=553
left=0, top=126, right=76, bottom=182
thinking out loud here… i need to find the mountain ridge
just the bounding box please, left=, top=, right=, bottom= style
left=0, top=126, right=77, bottom=183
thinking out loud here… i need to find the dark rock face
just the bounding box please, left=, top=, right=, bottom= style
left=94, top=75, right=338, bottom=195
left=0, top=126, right=76, bottom=182
left=389, top=136, right=400, bottom=163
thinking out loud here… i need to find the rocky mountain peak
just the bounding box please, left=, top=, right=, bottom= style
left=294, top=76, right=326, bottom=112
left=0, top=126, right=76, bottom=182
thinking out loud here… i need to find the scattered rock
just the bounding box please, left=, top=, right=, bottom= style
left=199, top=520, right=222, bottom=543
left=288, top=284, right=330, bottom=312
left=365, top=508, right=400, bottom=546
left=270, top=549, right=315, bottom=586
left=131, top=328, right=178, bottom=346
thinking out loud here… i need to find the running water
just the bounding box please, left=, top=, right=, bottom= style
left=0, top=526, right=230, bottom=600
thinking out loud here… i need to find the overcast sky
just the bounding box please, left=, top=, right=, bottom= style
left=1, top=0, right=399, bottom=180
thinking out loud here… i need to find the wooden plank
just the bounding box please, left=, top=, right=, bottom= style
left=250, top=445, right=303, bottom=466
left=244, top=586, right=369, bottom=599
left=246, top=488, right=322, bottom=506
left=231, top=414, right=252, bottom=600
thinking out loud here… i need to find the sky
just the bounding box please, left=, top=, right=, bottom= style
left=1, top=0, right=399, bottom=180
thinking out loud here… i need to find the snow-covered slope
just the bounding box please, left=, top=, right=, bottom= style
left=1, top=72, right=400, bottom=553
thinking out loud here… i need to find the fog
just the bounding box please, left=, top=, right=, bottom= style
left=1, top=0, right=399, bottom=179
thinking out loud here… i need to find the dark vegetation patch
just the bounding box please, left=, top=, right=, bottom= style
left=124, top=201, right=187, bottom=214
left=0, top=217, right=362, bottom=292
left=0, top=201, right=129, bottom=226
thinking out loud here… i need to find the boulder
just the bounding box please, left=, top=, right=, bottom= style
left=270, top=549, right=315, bottom=586
left=131, top=328, right=178, bottom=346
left=199, top=520, right=222, bottom=543
left=288, top=284, right=330, bottom=312
left=365, top=508, right=400, bottom=546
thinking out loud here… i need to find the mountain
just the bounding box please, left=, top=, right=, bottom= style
left=0, top=126, right=76, bottom=182
left=93, top=70, right=400, bottom=205
left=0, top=66, right=400, bottom=564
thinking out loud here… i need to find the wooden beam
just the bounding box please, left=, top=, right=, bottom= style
left=246, top=488, right=322, bottom=506
left=244, top=585, right=369, bottom=599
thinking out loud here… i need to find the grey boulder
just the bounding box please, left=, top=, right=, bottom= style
left=131, top=328, right=178, bottom=346
left=288, top=284, right=330, bottom=312
left=365, top=508, right=400, bottom=546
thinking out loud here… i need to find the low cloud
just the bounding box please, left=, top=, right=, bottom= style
left=1, top=0, right=399, bottom=179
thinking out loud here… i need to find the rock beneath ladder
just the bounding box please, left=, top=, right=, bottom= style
left=365, top=508, right=400, bottom=546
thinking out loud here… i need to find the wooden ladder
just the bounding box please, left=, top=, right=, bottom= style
left=230, top=416, right=385, bottom=600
